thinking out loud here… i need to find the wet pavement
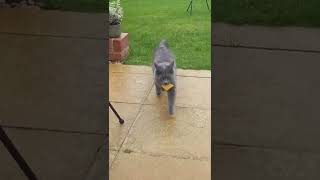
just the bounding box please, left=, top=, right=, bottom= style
left=0, top=8, right=107, bottom=180
left=109, top=64, right=211, bottom=180
left=213, top=23, right=320, bottom=180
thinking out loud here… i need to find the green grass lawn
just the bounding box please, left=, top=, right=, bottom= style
left=40, top=0, right=320, bottom=69
left=213, top=0, right=320, bottom=27
left=40, top=0, right=320, bottom=27
left=121, top=0, right=211, bottom=70
left=41, top=0, right=211, bottom=70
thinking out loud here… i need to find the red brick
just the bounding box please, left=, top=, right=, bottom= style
left=112, top=33, right=128, bottom=52
left=107, top=33, right=130, bottom=62
left=109, top=46, right=129, bottom=62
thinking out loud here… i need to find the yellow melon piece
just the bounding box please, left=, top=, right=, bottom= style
left=161, top=83, right=174, bottom=91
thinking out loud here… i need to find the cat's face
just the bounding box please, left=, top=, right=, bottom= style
left=154, top=61, right=175, bottom=85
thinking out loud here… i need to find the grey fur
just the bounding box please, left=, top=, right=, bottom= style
left=152, top=39, right=176, bottom=115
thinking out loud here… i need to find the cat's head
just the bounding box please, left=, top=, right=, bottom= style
left=154, top=61, right=175, bottom=85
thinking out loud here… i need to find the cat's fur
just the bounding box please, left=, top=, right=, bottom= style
left=152, top=39, right=176, bottom=115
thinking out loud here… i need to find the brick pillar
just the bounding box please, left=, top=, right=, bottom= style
left=108, top=33, right=129, bottom=62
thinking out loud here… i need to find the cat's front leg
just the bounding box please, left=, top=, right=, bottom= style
left=155, top=84, right=161, bottom=96
left=167, top=87, right=176, bottom=115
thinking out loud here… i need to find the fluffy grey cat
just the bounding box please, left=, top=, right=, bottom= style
left=152, top=39, right=176, bottom=115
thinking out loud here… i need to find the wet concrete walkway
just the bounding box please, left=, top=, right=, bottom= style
left=213, top=23, right=320, bottom=180
left=109, top=64, right=211, bottom=180
left=0, top=8, right=107, bottom=180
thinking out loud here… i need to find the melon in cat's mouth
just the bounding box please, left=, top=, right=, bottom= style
left=161, top=83, right=174, bottom=91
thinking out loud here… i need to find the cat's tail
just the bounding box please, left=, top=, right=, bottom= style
left=159, top=39, right=169, bottom=48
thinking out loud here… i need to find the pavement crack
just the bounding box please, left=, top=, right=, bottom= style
left=110, top=71, right=211, bottom=78
left=120, top=149, right=210, bottom=162
left=109, top=81, right=154, bottom=168
left=214, top=141, right=320, bottom=154
left=0, top=31, right=105, bottom=40
left=1, top=125, right=105, bottom=135
left=108, top=101, right=141, bottom=105
left=212, top=43, right=320, bottom=54
left=82, top=137, right=107, bottom=180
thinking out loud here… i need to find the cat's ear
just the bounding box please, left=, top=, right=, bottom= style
left=154, top=63, right=159, bottom=69
left=169, top=61, right=174, bottom=68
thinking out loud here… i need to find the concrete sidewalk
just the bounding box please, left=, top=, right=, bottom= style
left=0, top=8, right=107, bottom=180
left=213, top=23, right=320, bottom=180
left=109, top=64, right=211, bottom=180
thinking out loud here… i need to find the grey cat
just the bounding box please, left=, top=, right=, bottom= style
left=152, top=39, right=176, bottom=115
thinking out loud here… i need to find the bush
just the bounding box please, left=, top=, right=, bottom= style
left=109, top=0, right=123, bottom=25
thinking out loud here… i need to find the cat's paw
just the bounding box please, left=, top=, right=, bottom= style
left=168, top=106, right=175, bottom=115
left=156, top=88, right=161, bottom=96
